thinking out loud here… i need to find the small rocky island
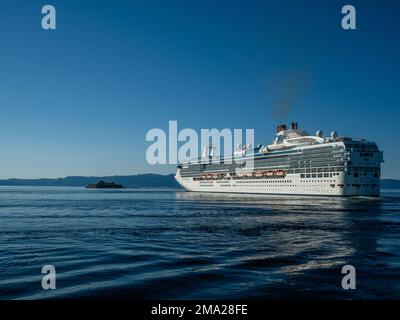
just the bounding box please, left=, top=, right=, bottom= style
left=86, top=181, right=124, bottom=189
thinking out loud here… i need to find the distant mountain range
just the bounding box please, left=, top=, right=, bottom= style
left=0, top=174, right=181, bottom=188
left=381, top=179, right=400, bottom=189
left=0, top=174, right=398, bottom=189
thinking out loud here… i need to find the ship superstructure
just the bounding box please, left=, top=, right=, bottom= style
left=175, top=122, right=383, bottom=196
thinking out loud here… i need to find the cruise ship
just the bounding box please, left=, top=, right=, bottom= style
left=175, top=123, right=383, bottom=196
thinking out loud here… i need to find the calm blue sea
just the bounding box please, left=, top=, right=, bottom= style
left=0, top=186, right=399, bottom=299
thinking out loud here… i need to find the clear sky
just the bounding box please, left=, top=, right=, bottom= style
left=0, top=0, right=399, bottom=179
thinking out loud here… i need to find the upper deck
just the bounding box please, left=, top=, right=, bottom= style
left=178, top=122, right=382, bottom=168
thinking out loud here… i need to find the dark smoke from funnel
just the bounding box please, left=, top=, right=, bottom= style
left=271, top=71, right=312, bottom=120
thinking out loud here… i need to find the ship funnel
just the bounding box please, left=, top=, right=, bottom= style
left=276, top=124, right=287, bottom=133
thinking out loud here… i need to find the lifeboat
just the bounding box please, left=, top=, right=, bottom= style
left=266, top=171, right=274, bottom=177
left=275, top=170, right=285, bottom=176
left=255, top=171, right=263, bottom=177
left=246, top=172, right=253, bottom=177
left=237, top=173, right=244, bottom=177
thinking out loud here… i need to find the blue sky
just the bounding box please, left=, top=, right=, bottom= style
left=0, top=0, right=399, bottom=178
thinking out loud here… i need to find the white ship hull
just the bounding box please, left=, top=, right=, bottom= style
left=175, top=172, right=380, bottom=196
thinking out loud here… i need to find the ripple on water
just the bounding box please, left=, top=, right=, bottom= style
left=0, top=187, right=399, bottom=299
